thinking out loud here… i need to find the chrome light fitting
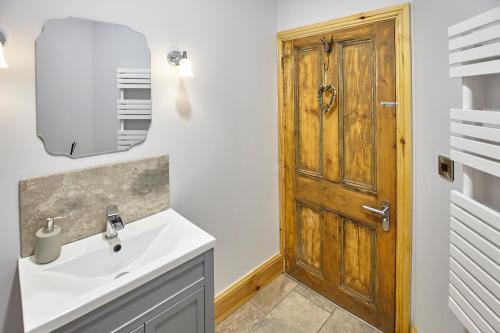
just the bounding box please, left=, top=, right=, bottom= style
left=0, top=32, right=9, bottom=69
left=167, top=50, right=193, bottom=77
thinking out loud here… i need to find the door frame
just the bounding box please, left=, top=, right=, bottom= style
left=277, top=4, right=412, bottom=333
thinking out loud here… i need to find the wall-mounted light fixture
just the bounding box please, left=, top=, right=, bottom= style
left=0, top=32, right=9, bottom=69
left=167, top=50, right=193, bottom=78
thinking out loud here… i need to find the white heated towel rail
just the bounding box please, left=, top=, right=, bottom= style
left=116, top=129, right=148, bottom=150
left=448, top=6, right=500, bottom=333
left=117, top=99, right=152, bottom=120
left=116, top=68, right=151, bottom=150
left=117, top=68, right=151, bottom=89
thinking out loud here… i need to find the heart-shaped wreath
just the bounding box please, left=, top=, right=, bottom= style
left=318, top=84, right=337, bottom=113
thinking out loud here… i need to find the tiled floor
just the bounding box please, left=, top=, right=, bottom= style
left=216, top=274, right=381, bottom=333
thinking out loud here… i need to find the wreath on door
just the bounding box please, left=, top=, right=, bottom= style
left=318, top=36, right=337, bottom=113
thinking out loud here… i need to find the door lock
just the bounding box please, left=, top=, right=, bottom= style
left=362, top=202, right=390, bottom=232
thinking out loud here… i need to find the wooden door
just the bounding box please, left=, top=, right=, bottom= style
left=282, top=20, right=397, bottom=333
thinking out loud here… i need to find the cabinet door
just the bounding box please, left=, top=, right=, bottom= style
left=145, top=288, right=204, bottom=333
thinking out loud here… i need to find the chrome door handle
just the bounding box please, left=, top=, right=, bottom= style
left=380, top=101, right=398, bottom=107
left=362, top=202, right=390, bottom=232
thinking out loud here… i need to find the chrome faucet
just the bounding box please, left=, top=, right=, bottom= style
left=105, top=205, right=124, bottom=238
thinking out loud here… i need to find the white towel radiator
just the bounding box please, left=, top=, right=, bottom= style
left=116, top=68, right=151, bottom=151
left=448, top=6, right=500, bottom=333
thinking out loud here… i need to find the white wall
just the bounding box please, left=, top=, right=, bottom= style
left=277, top=1, right=499, bottom=333
left=0, top=0, right=278, bottom=332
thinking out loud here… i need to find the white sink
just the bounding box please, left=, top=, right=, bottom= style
left=18, top=209, right=215, bottom=333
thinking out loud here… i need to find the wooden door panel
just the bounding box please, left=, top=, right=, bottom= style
left=323, top=42, right=341, bottom=184
left=289, top=209, right=379, bottom=317
left=296, top=175, right=380, bottom=226
left=283, top=20, right=397, bottom=333
left=296, top=47, right=323, bottom=175
left=340, top=40, right=377, bottom=191
left=296, top=203, right=324, bottom=274
left=341, top=219, right=376, bottom=302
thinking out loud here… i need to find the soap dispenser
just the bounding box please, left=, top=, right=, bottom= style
left=35, top=217, right=63, bottom=264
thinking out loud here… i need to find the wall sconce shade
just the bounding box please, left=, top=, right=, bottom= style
left=167, top=50, right=193, bottom=78
left=178, top=56, right=194, bottom=78
left=0, top=32, right=9, bottom=69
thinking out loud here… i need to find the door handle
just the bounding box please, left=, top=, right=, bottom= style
left=362, top=202, right=390, bottom=232
left=380, top=101, right=398, bottom=107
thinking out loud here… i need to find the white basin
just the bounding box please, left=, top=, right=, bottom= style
left=18, top=209, right=215, bottom=333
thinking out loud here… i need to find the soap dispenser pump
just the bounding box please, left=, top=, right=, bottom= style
left=35, top=216, right=63, bottom=264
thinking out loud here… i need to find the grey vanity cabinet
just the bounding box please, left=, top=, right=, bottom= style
left=145, top=288, right=204, bottom=333
left=54, top=250, right=214, bottom=333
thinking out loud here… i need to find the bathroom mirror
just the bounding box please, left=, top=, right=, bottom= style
left=36, top=18, right=151, bottom=158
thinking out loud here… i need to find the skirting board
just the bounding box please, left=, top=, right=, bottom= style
left=214, top=253, right=283, bottom=324
left=411, top=324, right=419, bottom=333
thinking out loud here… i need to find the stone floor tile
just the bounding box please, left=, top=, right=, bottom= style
left=250, top=274, right=297, bottom=313
left=294, top=283, right=338, bottom=313
left=216, top=302, right=266, bottom=333
left=318, top=309, right=380, bottom=333
left=249, top=291, right=330, bottom=333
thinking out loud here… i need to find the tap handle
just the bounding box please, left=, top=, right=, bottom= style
left=106, top=205, right=124, bottom=231
left=106, top=205, right=119, bottom=218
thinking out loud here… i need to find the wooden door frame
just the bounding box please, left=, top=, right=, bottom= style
left=277, top=4, right=412, bottom=333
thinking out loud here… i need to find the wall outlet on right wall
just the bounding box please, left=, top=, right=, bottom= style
left=438, top=155, right=454, bottom=182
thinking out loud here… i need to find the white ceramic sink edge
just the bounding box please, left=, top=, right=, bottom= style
left=18, top=208, right=215, bottom=333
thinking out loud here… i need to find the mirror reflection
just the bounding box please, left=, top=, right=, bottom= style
left=36, top=17, right=151, bottom=157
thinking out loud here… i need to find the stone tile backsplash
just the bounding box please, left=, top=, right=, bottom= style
left=19, top=155, right=169, bottom=257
